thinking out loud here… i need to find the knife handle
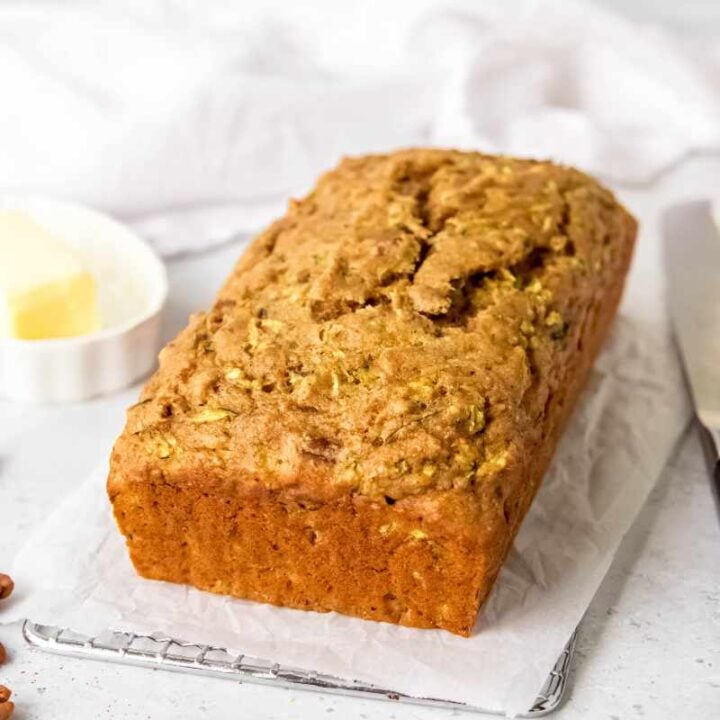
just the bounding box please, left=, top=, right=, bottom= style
left=699, top=423, right=720, bottom=509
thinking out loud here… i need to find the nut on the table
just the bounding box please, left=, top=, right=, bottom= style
left=0, top=574, right=13, bottom=601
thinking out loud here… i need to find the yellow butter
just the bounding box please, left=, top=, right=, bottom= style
left=0, top=211, right=101, bottom=339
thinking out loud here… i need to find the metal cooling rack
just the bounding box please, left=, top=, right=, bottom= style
left=23, top=621, right=576, bottom=715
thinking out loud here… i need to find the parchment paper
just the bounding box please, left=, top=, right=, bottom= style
left=7, top=315, right=689, bottom=716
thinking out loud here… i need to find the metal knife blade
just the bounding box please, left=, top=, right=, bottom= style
left=663, top=200, right=720, bottom=479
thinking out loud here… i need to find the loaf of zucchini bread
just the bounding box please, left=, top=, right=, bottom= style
left=108, top=149, right=636, bottom=636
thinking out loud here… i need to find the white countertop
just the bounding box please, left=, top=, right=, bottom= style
left=1, top=156, right=719, bottom=719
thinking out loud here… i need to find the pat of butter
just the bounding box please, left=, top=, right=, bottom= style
left=0, top=210, right=101, bottom=340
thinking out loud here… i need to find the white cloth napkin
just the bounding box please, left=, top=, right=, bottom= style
left=1, top=0, right=718, bottom=255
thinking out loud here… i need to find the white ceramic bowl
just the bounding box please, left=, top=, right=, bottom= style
left=0, top=198, right=168, bottom=403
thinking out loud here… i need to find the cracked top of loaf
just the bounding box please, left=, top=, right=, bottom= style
left=114, top=149, right=634, bottom=505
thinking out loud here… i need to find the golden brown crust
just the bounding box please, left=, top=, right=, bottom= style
left=108, top=149, right=637, bottom=635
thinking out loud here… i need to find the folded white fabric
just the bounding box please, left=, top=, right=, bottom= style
left=0, top=0, right=718, bottom=255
